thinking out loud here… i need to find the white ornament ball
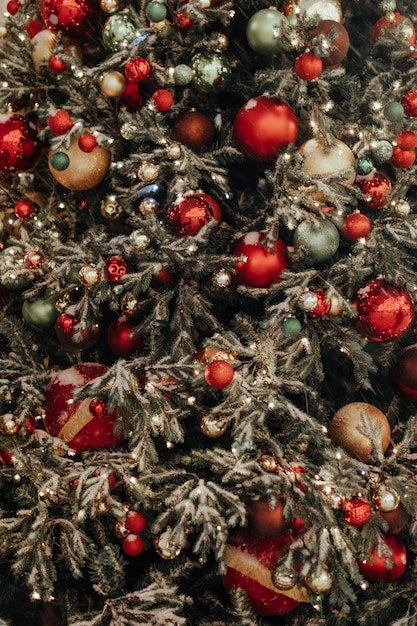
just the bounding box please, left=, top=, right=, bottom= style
left=99, top=71, right=126, bottom=97
left=299, top=138, right=355, bottom=201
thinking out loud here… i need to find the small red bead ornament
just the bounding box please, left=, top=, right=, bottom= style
left=152, top=89, right=173, bottom=111
left=14, top=200, right=34, bottom=219
left=48, top=55, right=66, bottom=73
left=342, top=496, right=372, bottom=526
left=78, top=133, right=97, bottom=153
left=125, top=511, right=146, bottom=533
left=356, top=172, right=392, bottom=211
left=48, top=110, right=73, bottom=135
left=294, top=52, right=323, bottom=80
left=122, top=533, right=144, bottom=556
left=107, top=316, right=144, bottom=357
left=396, top=130, right=417, bottom=150
left=167, top=193, right=221, bottom=237
left=0, top=114, right=39, bottom=172
left=390, top=146, right=416, bottom=169
left=353, top=278, right=414, bottom=343
left=232, top=232, right=289, bottom=288
left=41, top=0, right=100, bottom=37
left=6, top=0, right=20, bottom=15
left=358, top=534, right=407, bottom=583
left=43, top=363, right=124, bottom=453
left=233, top=96, right=298, bottom=161
left=204, top=359, right=234, bottom=389
left=401, top=91, right=417, bottom=118
left=343, top=213, right=371, bottom=240
left=104, top=256, right=128, bottom=283
left=124, top=57, right=152, bottom=83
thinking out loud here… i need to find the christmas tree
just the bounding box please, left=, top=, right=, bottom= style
left=1, top=0, right=417, bottom=624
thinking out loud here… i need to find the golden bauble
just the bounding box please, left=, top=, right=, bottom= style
left=48, top=136, right=111, bottom=191
left=99, top=71, right=126, bottom=97
left=328, top=402, right=391, bottom=462
left=299, top=138, right=355, bottom=202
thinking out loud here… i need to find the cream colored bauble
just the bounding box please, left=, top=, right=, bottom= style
left=32, top=29, right=82, bottom=73
left=285, top=0, right=342, bottom=24
left=48, top=136, right=111, bottom=191
left=99, top=71, right=126, bottom=97
left=328, top=402, right=391, bottom=462
left=299, top=138, right=355, bottom=201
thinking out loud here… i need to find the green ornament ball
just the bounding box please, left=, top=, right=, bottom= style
left=191, top=52, right=231, bottom=93
left=371, top=139, right=393, bottom=162
left=145, top=1, right=167, bottom=22
left=22, top=298, right=58, bottom=331
left=294, top=219, right=340, bottom=265
left=50, top=151, right=70, bottom=171
left=246, top=8, right=287, bottom=55
left=282, top=317, right=302, bottom=338
left=384, top=101, right=404, bottom=122
left=174, top=64, right=194, bottom=85
left=102, top=13, right=138, bottom=52
left=355, top=156, right=374, bottom=175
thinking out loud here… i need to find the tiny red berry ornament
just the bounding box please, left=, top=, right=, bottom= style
left=48, top=110, right=74, bottom=135
left=205, top=360, right=234, bottom=389
left=152, top=89, right=173, bottom=112
left=125, top=510, right=146, bottom=533
left=14, top=200, right=34, bottom=219
left=121, top=510, right=146, bottom=556
left=294, top=52, right=323, bottom=80
left=78, top=133, right=97, bottom=153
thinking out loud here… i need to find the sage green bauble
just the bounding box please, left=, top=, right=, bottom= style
left=191, top=52, right=231, bottom=92
left=102, top=13, right=139, bottom=52
left=22, top=298, right=58, bottom=331
left=294, top=219, right=340, bottom=265
left=246, top=9, right=287, bottom=55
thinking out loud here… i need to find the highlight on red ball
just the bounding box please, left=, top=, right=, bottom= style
left=204, top=359, right=235, bottom=389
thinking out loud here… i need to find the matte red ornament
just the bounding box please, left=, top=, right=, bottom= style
left=246, top=496, right=290, bottom=538
left=343, top=213, right=371, bottom=240
left=7, top=0, right=20, bottom=15
left=122, top=533, right=144, bottom=556
left=48, top=55, right=66, bottom=73
left=356, top=172, right=392, bottom=211
left=204, top=359, right=234, bottom=389
left=310, top=20, right=350, bottom=67
left=294, top=52, right=323, bottom=80
left=371, top=13, right=416, bottom=46
left=342, top=496, right=372, bottom=526
left=107, top=316, right=144, bottom=357
left=353, top=278, right=414, bottom=343
left=48, top=110, right=73, bottom=135
left=396, top=130, right=417, bottom=150
left=232, top=232, right=289, bottom=288
left=104, top=256, right=128, bottom=283
left=402, top=91, right=417, bottom=118
left=43, top=363, right=124, bottom=453
left=152, top=89, right=173, bottom=112
left=358, top=534, right=407, bottom=583
left=233, top=96, right=298, bottom=161
left=125, top=511, right=146, bottom=533
left=390, top=146, right=416, bottom=169
left=0, top=114, right=39, bottom=172
left=41, top=0, right=100, bottom=37
left=222, top=527, right=308, bottom=616
left=124, top=57, right=152, bottom=83
left=167, top=193, right=221, bottom=237
left=78, top=133, right=97, bottom=152
left=172, top=110, right=214, bottom=152
left=14, top=200, right=34, bottom=219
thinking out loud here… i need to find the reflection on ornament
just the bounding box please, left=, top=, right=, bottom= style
left=212, top=269, right=231, bottom=288
left=137, top=161, right=159, bottom=182
left=246, top=9, right=288, bottom=55
left=155, top=527, right=183, bottom=560
left=200, top=415, right=227, bottom=438
left=191, top=52, right=231, bottom=92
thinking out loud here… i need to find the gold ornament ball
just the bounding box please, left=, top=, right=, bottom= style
left=0, top=413, right=19, bottom=435
left=305, top=567, right=333, bottom=593
left=137, top=161, right=159, bottom=182
left=200, top=415, right=227, bottom=438
left=100, top=195, right=123, bottom=220
left=155, top=528, right=183, bottom=560
left=299, top=138, right=355, bottom=201
left=78, top=264, right=100, bottom=288
left=328, top=402, right=391, bottom=462
left=113, top=519, right=129, bottom=539
left=99, top=71, right=126, bottom=97
left=258, top=454, right=278, bottom=473
left=121, top=291, right=142, bottom=317
left=48, top=136, right=111, bottom=191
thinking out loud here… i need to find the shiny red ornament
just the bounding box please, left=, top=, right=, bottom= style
left=401, top=91, right=417, bottom=118
left=222, top=527, right=307, bottom=616
left=342, top=496, right=372, bottom=526
left=294, top=52, right=323, bottom=80
left=48, top=110, right=73, bottom=135
left=152, top=89, right=173, bottom=112
left=310, top=20, right=350, bottom=67
left=78, top=133, right=97, bottom=152
left=176, top=12, right=193, bottom=29
left=378, top=504, right=409, bottom=535
left=246, top=496, right=290, bottom=538
left=0, top=114, right=39, bottom=172
left=122, top=533, right=144, bottom=556
left=371, top=13, right=416, bottom=46
left=390, top=146, right=416, bottom=169
left=232, top=232, right=289, bottom=288
left=43, top=363, right=124, bottom=453
left=396, top=344, right=417, bottom=389
left=299, top=289, right=331, bottom=317
left=204, top=359, right=234, bottom=389
left=124, top=57, right=152, bottom=83
left=104, top=256, right=128, bottom=283
left=125, top=511, right=146, bottom=533
left=396, top=130, right=417, bottom=150
left=233, top=96, right=298, bottom=161
left=167, top=193, right=221, bottom=237
left=48, top=55, right=66, bottom=73
left=107, top=316, right=144, bottom=357
left=14, top=200, right=34, bottom=219
left=356, top=172, right=392, bottom=211
left=358, top=534, right=407, bottom=583
left=7, top=0, right=20, bottom=15
left=343, top=213, right=371, bottom=240
left=89, top=398, right=107, bottom=418
left=41, top=0, right=100, bottom=37
left=353, top=278, right=414, bottom=343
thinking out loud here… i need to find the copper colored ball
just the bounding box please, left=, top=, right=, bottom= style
left=246, top=496, right=290, bottom=538
left=328, top=402, right=391, bottom=462
left=397, top=345, right=417, bottom=389
left=310, top=20, right=349, bottom=67
left=172, top=110, right=214, bottom=152
left=378, top=503, right=409, bottom=534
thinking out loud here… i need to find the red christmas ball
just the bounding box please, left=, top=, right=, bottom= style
left=152, top=89, right=173, bottom=112
left=294, top=52, right=323, bottom=80
left=396, top=130, right=417, bottom=150
left=78, top=133, right=97, bottom=153
left=0, top=114, right=39, bottom=172
left=176, top=11, right=193, bottom=29
left=356, top=172, right=392, bottom=211
left=122, top=533, right=144, bottom=556
left=48, top=55, right=66, bottom=73
left=390, top=366, right=417, bottom=403
left=378, top=504, right=409, bottom=534
left=124, top=57, right=152, bottom=83
left=167, top=193, right=221, bottom=237
left=232, top=232, right=289, bottom=288
left=353, top=278, right=414, bottom=343
left=342, top=496, right=372, bottom=527
left=310, top=20, right=350, bottom=67
left=104, top=256, right=128, bottom=283
left=41, top=0, right=100, bottom=37
left=55, top=306, right=100, bottom=350
left=43, top=363, right=124, bottom=453
left=48, top=109, right=73, bottom=135
left=402, top=91, right=417, bottom=118
left=107, top=316, right=144, bottom=357
left=371, top=13, right=416, bottom=46
left=246, top=496, right=290, bottom=538
left=125, top=511, right=146, bottom=533
left=172, top=110, right=214, bottom=152
left=121, top=81, right=144, bottom=112
left=358, top=534, right=407, bottom=583
left=14, top=200, right=34, bottom=219
left=343, top=213, right=371, bottom=240
left=299, top=289, right=331, bottom=317
left=390, top=146, right=416, bottom=169
left=7, top=0, right=21, bottom=16
left=204, top=359, right=234, bottom=389
left=222, top=527, right=308, bottom=616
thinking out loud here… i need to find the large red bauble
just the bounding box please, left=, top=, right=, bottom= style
left=167, top=193, right=221, bottom=237
left=371, top=13, right=416, bottom=46
left=352, top=278, right=414, bottom=343
left=222, top=527, right=308, bottom=616
left=41, top=0, right=100, bottom=37
left=343, top=213, right=371, bottom=240
left=43, top=363, right=124, bottom=453
left=356, top=172, right=392, bottom=211
left=232, top=232, right=289, bottom=288
left=204, top=359, right=234, bottom=389
left=358, top=534, right=407, bottom=583
left=0, top=114, right=39, bottom=172
left=246, top=496, right=290, bottom=538
left=107, top=316, right=144, bottom=357
left=233, top=96, right=298, bottom=161
left=172, top=110, right=214, bottom=152
left=310, top=20, right=350, bottom=67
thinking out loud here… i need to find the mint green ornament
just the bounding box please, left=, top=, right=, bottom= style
left=191, top=52, right=231, bottom=93
left=282, top=317, right=302, bottom=338
left=246, top=9, right=288, bottom=55
left=384, top=101, right=404, bottom=122
left=22, top=298, right=58, bottom=331
left=294, top=219, right=340, bottom=265
left=145, top=1, right=167, bottom=22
